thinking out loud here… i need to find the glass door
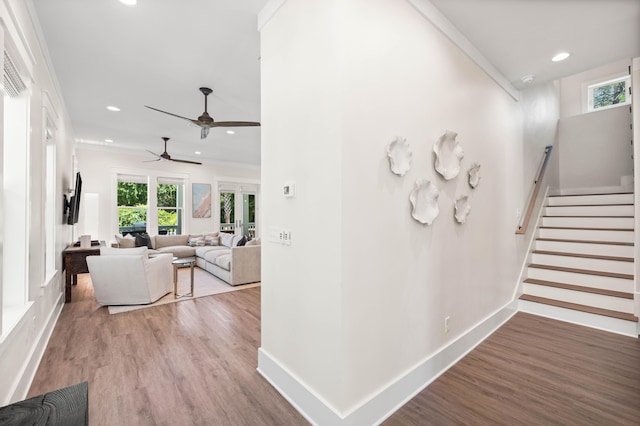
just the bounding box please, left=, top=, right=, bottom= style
left=218, top=183, right=259, bottom=238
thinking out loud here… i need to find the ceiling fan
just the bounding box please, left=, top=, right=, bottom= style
left=145, top=87, right=260, bottom=139
left=145, top=137, right=201, bottom=165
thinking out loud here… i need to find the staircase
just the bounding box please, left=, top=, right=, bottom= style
left=518, top=190, right=639, bottom=336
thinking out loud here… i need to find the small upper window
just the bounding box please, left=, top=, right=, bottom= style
left=587, top=75, right=631, bottom=112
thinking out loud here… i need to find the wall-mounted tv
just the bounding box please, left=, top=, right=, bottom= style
left=67, top=172, right=82, bottom=225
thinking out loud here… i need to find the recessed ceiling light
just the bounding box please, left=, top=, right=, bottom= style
left=106, top=106, right=120, bottom=112
left=226, top=130, right=235, bottom=135
left=552, top=52, right=570, bottom=62
left=195, top=151, right=201, bottom=155
left=119, top=0, right=137, bottom=6
left=104, top=139, right=113, bottom=143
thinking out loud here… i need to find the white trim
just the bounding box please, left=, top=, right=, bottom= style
left=405, top=0, right=520, bottom=101
left=257, top=0, right=287, bottom=31
left=258, top=302, right=517, bottom=425
left=5, top=293, right=63, bottom=405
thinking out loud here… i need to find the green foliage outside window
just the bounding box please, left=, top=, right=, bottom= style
left=593, top=81, right=626, bottom=110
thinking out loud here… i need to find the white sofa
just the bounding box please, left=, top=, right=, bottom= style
left=86, top=246, right=173, bottom=305
left=115, top=232, right=261, bottom=286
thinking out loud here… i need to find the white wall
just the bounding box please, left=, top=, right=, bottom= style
left=75, top=148, right=260, bottom=243
left=558, top=106, right=632, bottom=189
left=0, top=0, right=76, bottom=404
left=559, top=58, right=630, bottom=119
left=259, top=0, right=556, bottom=422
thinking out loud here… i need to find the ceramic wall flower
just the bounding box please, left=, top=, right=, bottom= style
left=409, top=179, right=439, bottom=225
left=387, top=136, right=412, bottom=176
left=454, top=195, right=471, bottom=224
left=468, top=163, right=481, bottom=188
left=433, top=130, right=464, bottom=180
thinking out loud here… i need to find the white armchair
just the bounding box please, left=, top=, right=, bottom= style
left=86, top=246, right=173, bottom=306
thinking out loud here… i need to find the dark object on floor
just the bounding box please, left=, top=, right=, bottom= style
left=0, top=381, right=88, bottom=425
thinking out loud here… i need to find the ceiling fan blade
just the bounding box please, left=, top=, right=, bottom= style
left=144, top=105, right=196, bottom=124
left=201, top=127, right=210, bottom=139
left=146, top=150, right=161, bottom=158
left=143, top=158, right=162, bottom=163
left=210, top=121, right=261, bottom=127
left=170, top=158, right=202, bottom=165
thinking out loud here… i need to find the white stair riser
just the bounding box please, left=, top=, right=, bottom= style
left=544, top=205, right=633, bottom=216
left=518, top=300, right=638, bottom=337
left=541, top=216, right=634, bottom=229
left=535, top=240, right=634, bottom=257
left=538, top=228, right=633, bottom=243
left=523, top=283, right=635, bottom=313
left=526, top=267, right=634, bottom=293
left=531, top=253, right=634, bottom=275
left=547, top=193, right=633, bottom=206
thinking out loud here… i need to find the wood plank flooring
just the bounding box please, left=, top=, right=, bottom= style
left=27, top=273, right=306, bottom=426
left=29, top=274, right=640, bottom=425
left=383, top=312, right=640, bottom=425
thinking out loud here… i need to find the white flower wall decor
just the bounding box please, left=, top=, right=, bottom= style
left=387, top=136, right=412, bottom=176
left=468, top=163, right=481, bottom=189
left=433, top=130, right=464, bottom=180
left=409, top=179, right=440, bottom=225
left=454, top=195, right=472, bottom=224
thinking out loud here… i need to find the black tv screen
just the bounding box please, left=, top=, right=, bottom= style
left=67, top=172, right=82, bottom=225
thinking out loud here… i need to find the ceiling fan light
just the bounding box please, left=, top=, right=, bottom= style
left=551, top=52, right=570, bottom=62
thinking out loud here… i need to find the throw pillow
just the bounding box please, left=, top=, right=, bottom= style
left=115, top=234, right=136, bottom=248
left=236, top=236, right=247, bottom=246
left=135, top=233, right=153, bottom=249
left=188, top=237, right=204, bottom=247
left=204, top=235, right=219, bottom=246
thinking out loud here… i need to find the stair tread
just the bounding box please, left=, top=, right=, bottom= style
left=548, top=192, right=633, bottom=197
left=540, top=226, right=633, bottom=231
left=536, top=238, right=633, bottom=246
left=546, top=204, right=633, bottom=207
left=519, top=294, right=638, bottom=322
left=532, top=250, right=633, bottom=262
left=528, top=263, right=633, bottom=280
left=542, top=215, right=634, bottom=218
left=523, top=278, right=634, bottom=299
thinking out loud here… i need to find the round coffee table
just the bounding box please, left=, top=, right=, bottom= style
left=172, top=257, right=196, bottom=298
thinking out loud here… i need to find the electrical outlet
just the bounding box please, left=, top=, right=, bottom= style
left=283, top=230, right=291, bottom=245
left=444, top=316, right=450, bottom=334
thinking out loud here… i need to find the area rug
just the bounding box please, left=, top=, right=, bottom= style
left=108, top=267, right=260, bottom=314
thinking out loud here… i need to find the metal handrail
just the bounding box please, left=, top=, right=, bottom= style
left=516, top=145, right=553, bottom=234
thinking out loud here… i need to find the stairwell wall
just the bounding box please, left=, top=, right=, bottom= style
left=259, top=0, right=562, bottom=423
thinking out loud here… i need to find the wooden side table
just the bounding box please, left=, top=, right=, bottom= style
left=62, top=241, right=105, bottom=303
left=173, top=258, right=195, bottom=298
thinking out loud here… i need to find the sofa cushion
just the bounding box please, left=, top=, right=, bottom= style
left=204, top=248, right=231, bottom=263
left=195, top=246, right=225, bottom=258
left=157, top=245, right=196, bottom=258
left=154, top=234, right=189, bottom=249
left=219, top=232, right=234, bottom=248
left=213, top=254, right=231, bottom=271
left=115, top=234, right=136, bottom=248
left=245, top=238, right=261, bottom=246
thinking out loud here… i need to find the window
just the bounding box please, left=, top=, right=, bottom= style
left=587, top=75, right=631, bottom=112
left=157, top=177, right=184, bottom=235
left=117, top=175, right=148, bottom=235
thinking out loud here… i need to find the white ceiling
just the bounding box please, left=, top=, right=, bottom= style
left=30, top=0, right=640, bottom=166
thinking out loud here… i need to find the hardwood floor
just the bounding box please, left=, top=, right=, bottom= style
left=29, top=275, right=640, bottom=425
left=383, top=313, right=640, bottom=425
left=28, top=273, right=307, bottom=425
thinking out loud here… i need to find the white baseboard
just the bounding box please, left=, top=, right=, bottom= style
left=258, top=301, right=517, bottom=425
left=10, top=292, right=64, bottom=403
